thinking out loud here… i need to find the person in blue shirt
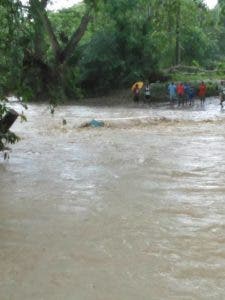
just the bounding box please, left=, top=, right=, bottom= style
left=184, top=83, right=190, bottom=105
left=168, top=82, right=177, bottom=104
left=188, top=85, right=195, bottom=106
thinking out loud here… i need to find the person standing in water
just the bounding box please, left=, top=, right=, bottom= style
left=219, top=80, right=225, bottom=108
left=144, top=82, right=151, bottom=101
left=133, top=84, right=140, bottom=102
left=168, top=82, right=177, bottom=105
left=198, top=81, right=207, bottom=105
left=184, top=82, right=190, bottom=106
left=188, top=84, right=195, bottom=106
left=176, top=82, right=185, bottom=106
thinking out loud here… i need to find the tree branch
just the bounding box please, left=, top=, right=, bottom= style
left=60, top=11, right=92, bottom=64
left=30, top=0, right=61, bottom=60
left=30, top=1, right=91, bottom=66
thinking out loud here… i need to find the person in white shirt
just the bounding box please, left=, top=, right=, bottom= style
left=144, top=82, right=151, bottom=101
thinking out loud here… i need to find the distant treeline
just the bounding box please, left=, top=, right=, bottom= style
left=1, top=0, right=225, bottom=102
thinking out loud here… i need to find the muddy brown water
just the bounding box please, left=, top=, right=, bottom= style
left=1, top=98, right=225, bottom=299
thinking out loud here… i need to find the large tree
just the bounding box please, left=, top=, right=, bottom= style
left=18, top=0, right=96, bottom=102
left=0, top=0, right=95, bottom=150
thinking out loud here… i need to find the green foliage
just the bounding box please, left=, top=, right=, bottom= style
left=63, top=66, right=83, bottom=99
left=0, top=101, right=8, bottom=117
left=79, top=0, right=159, bottom=93
left=0, top=1, right=26, bottom=150
left=0, top=1, right=24, bottom=97
left=0, top=131, right=20, bottom=151
left=171, top=69, right=221, bottom=81
left=216, top=60, right=225, bottom=75
left=0, top=101, right=21, bottom=151
left=1, top=0, right=225, bottom=103
left=79, top=30, right=125, bottom=93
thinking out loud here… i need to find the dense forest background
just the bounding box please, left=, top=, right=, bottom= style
left=1, top=0, right=225, bottom=103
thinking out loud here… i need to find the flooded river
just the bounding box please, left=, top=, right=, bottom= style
left=1, top=98, right=225, bottom=299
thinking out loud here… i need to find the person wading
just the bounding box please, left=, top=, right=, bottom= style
left=176, top=82, right=185, bottom=106
left=133, top=84, right=140, bottom=102
left=168, top=82, right=177, bottom=105
left=219, top=80, right=225, bottom=108
left=198, top=81, right=207, bottom=105
left=144, top=82, right=151, bottom=101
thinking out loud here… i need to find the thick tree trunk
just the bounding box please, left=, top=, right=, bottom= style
left=26, top=0, right=92, bottom=100
left=0, top=109, right=19, bottom=133
left=34, top=0, right=48, bottom=60
left=31, top=0, right=91, bottom=65
left=30, top=0, right=61, bottom=60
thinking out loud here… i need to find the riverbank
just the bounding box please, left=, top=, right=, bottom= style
left=5, top=77, right=222, bottom=108
left=75, top=80, right=220, bottom=106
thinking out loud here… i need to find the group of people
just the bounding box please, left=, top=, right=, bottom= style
left=133, top=81, right=207, bottom=105
left=132, top=82, right=151, bottom=102
left=168, top=81, right=207, bottom=106
left=133, top=80, right=225, bottom=108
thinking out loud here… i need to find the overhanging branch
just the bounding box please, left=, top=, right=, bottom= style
left=60, top=11, right=92, bottom=64
left=29, top=0, right=61, bottom=60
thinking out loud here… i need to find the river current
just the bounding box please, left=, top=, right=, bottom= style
left=1, top=98, right=225, bottom=299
